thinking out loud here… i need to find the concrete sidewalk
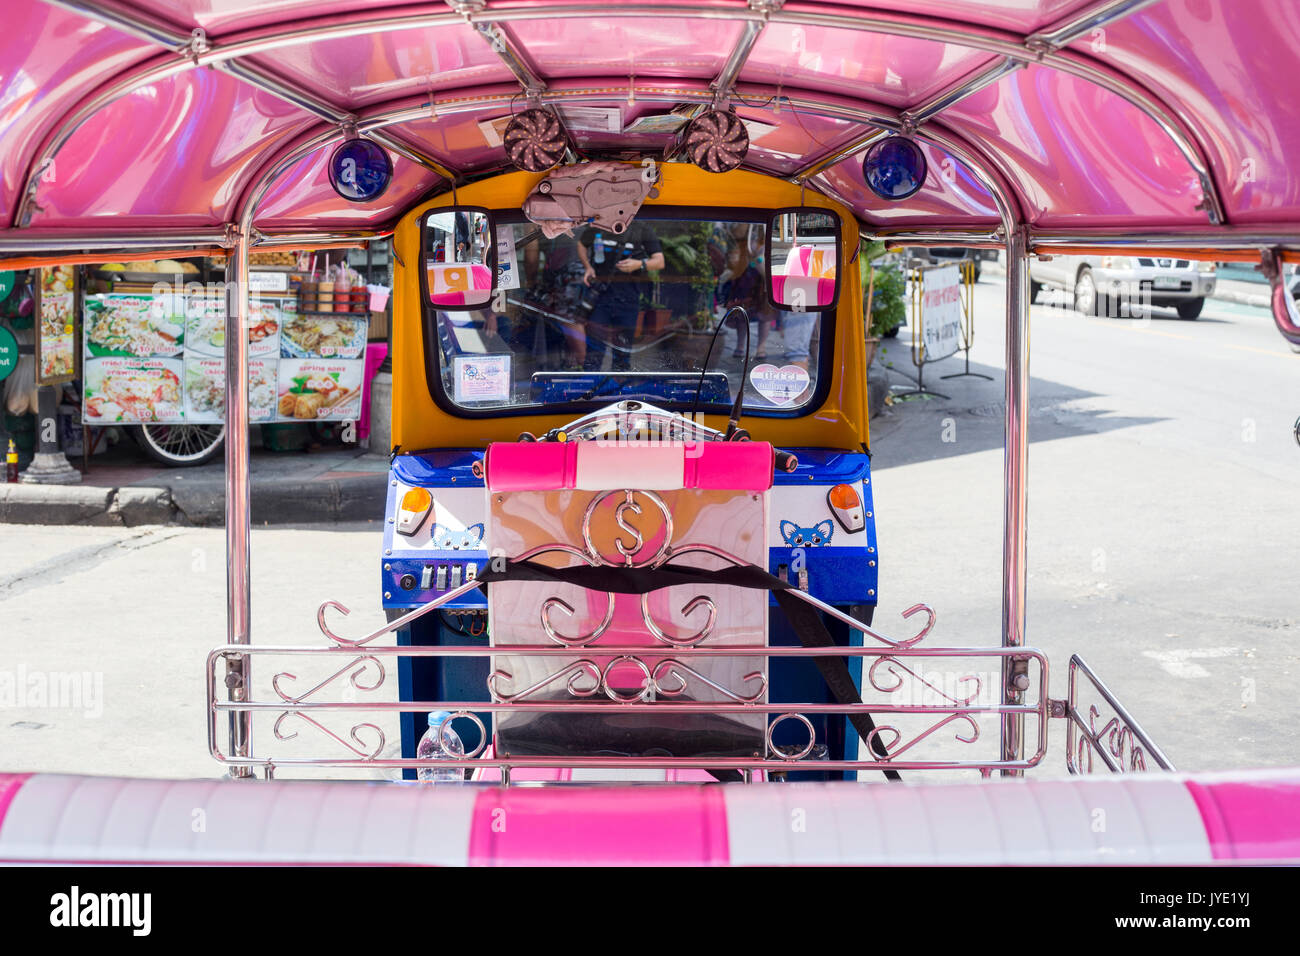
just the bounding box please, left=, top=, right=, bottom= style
left=0, top=441, right=390, bottom=527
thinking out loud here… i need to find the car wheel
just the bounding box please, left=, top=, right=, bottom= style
left=131, top=423, right=225, bottom=466
left=1074, top=268, right=1100, bottom=316
left=1176, top=297, right=1205, bottom=320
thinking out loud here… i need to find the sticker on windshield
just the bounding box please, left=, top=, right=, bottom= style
left=453, top=353, right=512, bottom=403
left=496, top=229, right=519, bottom=290
left=749, top=363, right=810, bottom=406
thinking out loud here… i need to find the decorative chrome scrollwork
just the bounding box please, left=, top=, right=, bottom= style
left=581, top=489, right=673, bottom=567
left=1065, top=654, right=1173, bottom=774
left=600, top=655, right=654, bottom=702
left=540, top=595, right=616, bottom=646
left=652, top=659, right=766, bottom=703
left=487, top=655, right=767, bottom=705
left=766, top=712, right=817, bottom=761
left=1070, top=706, right=1149, bottom=773
left=488, top=659, right=602, bottom=702
left=272, top=655, right=386, bottom=704
left=864, top=713, right=980, bottom=761
left=640, top=593, right=717, bottom=647
left=867, top=656, right=981, bottom=705
left=273, top=711, right=386, bottom=760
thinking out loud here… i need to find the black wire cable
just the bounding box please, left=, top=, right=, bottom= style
left=690, top=304, right=749, bottom=431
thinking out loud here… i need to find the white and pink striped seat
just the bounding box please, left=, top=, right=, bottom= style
left=3, top=770, right=1298, bottom=866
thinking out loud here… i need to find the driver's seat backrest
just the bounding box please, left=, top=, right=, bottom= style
left=482, top=439, right=773, bottom=759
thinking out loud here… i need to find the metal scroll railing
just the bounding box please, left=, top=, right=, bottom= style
left=1064, top=654, right=1175, bottom=774
left=207, top=584, right=1052, bottom=779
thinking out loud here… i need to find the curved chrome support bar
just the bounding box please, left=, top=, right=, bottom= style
left=540, top=594, right=616, bottom=647
left=766, top=712, right=817, bottom=761
left=1261, top=249, right=1300, bottom=346
left=601, top=656, right=654, bottom=702
left=513, top=542, right=597, bottom=564
left=488, top=660, right=603, bottom=703
left=442, top=711, right=489, bottom=760
left=865, top=713, right=981, bottom=761
left=660, top=541, right=938, bottom=649
left=639, top=593, right=717, bottom=647
left=652, top=659, right=766, bottom=703
left=898, top=603, right=937, bottom=647
left=868, top=656, right=981, bottom=705
left=272, top=711, right=385, bottom=760
left=272, top=655, right=386, bottom=705
left=316, top=579, right=483, bottom=647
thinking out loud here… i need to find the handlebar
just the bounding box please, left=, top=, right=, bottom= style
left=519, top=400, right=800, bottom=473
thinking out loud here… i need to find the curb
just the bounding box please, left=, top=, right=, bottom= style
left=0, top=474, right=386, bottom=527
left=1211, top=287, right=1270, bottom=309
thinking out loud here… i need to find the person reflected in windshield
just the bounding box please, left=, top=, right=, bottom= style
left=521, top=231, right=587, bottom=367
left=576, top=223, right=664, bottom=371
left=715, top=223, right=771, bottom=360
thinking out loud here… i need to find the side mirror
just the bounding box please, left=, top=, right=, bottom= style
left=767, top=208, right=840, bottom=312
left=423, top=207, right=496, bottom=310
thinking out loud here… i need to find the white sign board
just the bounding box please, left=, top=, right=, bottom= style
left=496, top=229, right=520, bottom=291
left=920, top=264, right=963, bottom=362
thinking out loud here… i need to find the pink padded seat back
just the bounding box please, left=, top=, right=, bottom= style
left=484, top=440, right=774, bottom=493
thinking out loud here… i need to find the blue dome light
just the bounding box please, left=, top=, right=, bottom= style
left=328, top=138, right=393, bottom=203
left=862, top=137, right=928, bottom=201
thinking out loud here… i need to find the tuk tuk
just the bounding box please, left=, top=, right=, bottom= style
left=1, top=0, right=1298, bottom=865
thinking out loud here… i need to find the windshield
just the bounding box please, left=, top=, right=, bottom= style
left=423, top=209, right=833, bottom=415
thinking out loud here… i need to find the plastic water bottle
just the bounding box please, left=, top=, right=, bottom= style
left=416, top=711, right=465, bottom=783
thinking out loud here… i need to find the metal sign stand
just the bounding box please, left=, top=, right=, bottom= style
left=941, top=259, right=994, bottom=381
left=889, top=264, right=949, bottom=401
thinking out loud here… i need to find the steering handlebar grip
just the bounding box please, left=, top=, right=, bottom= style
left=774, top=450, right=799, bottom=473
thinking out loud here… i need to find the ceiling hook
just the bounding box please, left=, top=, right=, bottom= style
left=184, top=28, right=210, bottom=62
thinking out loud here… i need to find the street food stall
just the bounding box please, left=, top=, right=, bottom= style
left=1, top=0, right=1299, bottom=865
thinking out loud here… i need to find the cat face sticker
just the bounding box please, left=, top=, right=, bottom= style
left=780, top=519, right=833, bottom=547
left=431, top=522, right=484, bottom=550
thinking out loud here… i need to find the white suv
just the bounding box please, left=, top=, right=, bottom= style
left=1030, top=254, right=1216, bottom=319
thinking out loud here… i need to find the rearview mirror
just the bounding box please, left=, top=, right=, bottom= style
left=767, top=208, right=840, bottom=312
left=423, top=207, right=496, bottom=309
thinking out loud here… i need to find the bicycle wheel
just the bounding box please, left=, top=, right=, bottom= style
left=132, top=423, right=226, bottom=466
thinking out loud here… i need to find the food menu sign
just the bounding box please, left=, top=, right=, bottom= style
left=82, top=292, right=367, bottom=424
left=36, top=265, right=78, bottom=385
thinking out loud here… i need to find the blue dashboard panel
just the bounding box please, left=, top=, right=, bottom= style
left=767, top=450, right=878, bottom=606
left=390, top=448, right=483, bottom=487
left=383, top=449, right=489, bottom=611
left=382, top=446, right=878, bottom=609
left=529, top=372, right=730, bottom=405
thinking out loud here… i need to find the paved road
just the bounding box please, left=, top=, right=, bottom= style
left=0, top=283, right=1295, bottom=780
left=868, top=279, right=1299, bottom=775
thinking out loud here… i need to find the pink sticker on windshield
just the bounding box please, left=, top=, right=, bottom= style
left=749, top=363, right=810, bottom=406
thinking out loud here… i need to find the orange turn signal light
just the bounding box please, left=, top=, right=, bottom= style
left=827, top=482, right=865, bottom=534
left=396, top=486, right=433, bottom=536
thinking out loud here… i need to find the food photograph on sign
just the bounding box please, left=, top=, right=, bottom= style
left=182, top=357, right=278, bottom=423
left=82, top=356, right=184, bottom=423
left=185, top=294, right=283, bottom=358
left=276, top=358, right=363, bottom=421
left=84, top=293, right=185, bottom=358
left=36, top=264, right=76, bottom=383
left=281, top=313, right=367, bottom=359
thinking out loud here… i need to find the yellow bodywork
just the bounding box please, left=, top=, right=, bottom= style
left=391, top=164, right=868, bottom=452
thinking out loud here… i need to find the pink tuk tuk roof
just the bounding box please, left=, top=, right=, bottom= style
left=3, top=0, right=1299, bottom=250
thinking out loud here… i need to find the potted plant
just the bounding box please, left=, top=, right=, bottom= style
left=860, top=239, right=906, bottom=369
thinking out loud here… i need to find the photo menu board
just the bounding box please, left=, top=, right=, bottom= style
left=81, top=292, right=366, bottom=424
left=36, top=265, right=78, bottom=385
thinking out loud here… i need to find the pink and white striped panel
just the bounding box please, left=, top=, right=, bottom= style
left=1, top=770, right=1297, bottom=866
left=484, top=441, right=775, bottom=492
